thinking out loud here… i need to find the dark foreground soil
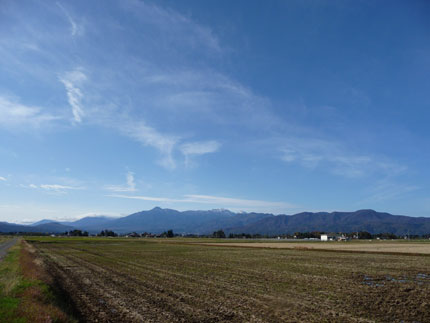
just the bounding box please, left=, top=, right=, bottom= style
left=28, top=238, right=430, bottom=322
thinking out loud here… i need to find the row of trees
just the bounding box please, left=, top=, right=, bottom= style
left=63, top=229, right=117, bottom=237
left=67, top=229, right=177, bottom=238
left=163, top=229, right=174, bottom=238
left=24, top=229, right=430, bottom=239
left=209, top=230, right=430, bottom=240
left=99, top=230, right=117, bottom=237
left=65, top=229, right=89, bottom=236
left=69, top=230, right=392, bottom=239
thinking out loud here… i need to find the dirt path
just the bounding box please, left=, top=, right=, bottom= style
left=0, top=237, right=19, bottom=261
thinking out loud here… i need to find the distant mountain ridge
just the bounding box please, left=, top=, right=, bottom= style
left=1, top=208, right=430, bottom=235
left=226, top=209, right=430, bottom=236
left=92, top=207, right=272, bottom=234
left=0, top=221, right=74, bottom=234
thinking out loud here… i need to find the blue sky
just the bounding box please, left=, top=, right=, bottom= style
left=1, top=0, right=429, bottom=223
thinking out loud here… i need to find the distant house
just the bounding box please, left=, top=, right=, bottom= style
left=321, top=234, right=330, bottom=241
left=321, top=234, right=347, bottom=241
left=337, top=234, right=348, bottom=241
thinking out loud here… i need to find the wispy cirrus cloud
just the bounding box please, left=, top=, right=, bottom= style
left=105, top=171, right=137, bottom=192
left=108, top=194, right=178, bottom=203
left=184, top=194, right=296, bottom=209
left=363, top=180, right=419, bottom=202
left=108, top=193, right=298, bottom=213
left=0, top=203, right=120, bottom=223
left=0, top=0, right=409, bottom=187
left=59, top=69, right=87, bottom=123
left=279, top=136, right=405, bottom=178
left=121, top=0, right=221, bottom=52
left=144, top=69, right=278, bottom=131
left=0, top=176, right=6, bottom=181
left=24, top=183, right=84, bottom=194
left=40, top=184, right=83, bottom=191
left=180, top=140, right=221, bottom=166
left=0, top=96, right=59, bottom=129
left=0, top=0, right=266, bottom=169
left=56, top=2, right=84, bottom=37
left=180, top=140, right=221, bottom=156
left=120, top=121, right=179, bottom=169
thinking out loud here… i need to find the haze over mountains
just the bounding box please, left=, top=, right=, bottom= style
left=1, top=208, right=430, bottom=236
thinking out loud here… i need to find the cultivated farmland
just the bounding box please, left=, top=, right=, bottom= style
left=27, top=238, right=430, bottom=322
left=194, top=240, right=430, bottom=254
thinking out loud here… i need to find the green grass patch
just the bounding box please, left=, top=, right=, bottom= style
left=0, top=297, right=25, bottom=323
left=0, top=240, right=75, bottom=322
left=0, top=243, right=23, bottom=322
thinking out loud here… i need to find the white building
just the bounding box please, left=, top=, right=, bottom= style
left=321, top=234, right=348, bottom=241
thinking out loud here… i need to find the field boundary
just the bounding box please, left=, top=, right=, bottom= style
left=0, top=239, right=78, bottom=322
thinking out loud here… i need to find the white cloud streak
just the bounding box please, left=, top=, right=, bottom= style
left=109, top=194, right=177, bottom=203
left=279, top=137, right=405, bottom=178
left=122, top=0, right=220, bottom=52
left=185, top=194, right=296, bottom=209
left=0, top=0, right=259, bottom=169
left=0, top=0, right=407, bottom=183
left=145, top=69, right=278, bottom=131
left=40, top=184, right=82, bottom=191
left=0, top=176, right=6, bottom=181
left=364, top=180, right=419, bottom=202
left=0, top=203, right=119, bottom=223
left=59, top=69, right=87, bottom=123
left=180, top=140, right=221, bottom=166
left=0, top=96, right=58, bottom=129
left=56, top=2, right=83, bottom=37
left=25, top=183, right=84, bottom=193
left=108, top=193, right=297, bottom=211
left=180, top=140, right=221, bottom=156
left=121, top=121, right=179, bottom=169
left=105, top=171, right=137, bottom=192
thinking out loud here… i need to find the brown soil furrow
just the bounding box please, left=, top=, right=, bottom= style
left=40, top=245, right=367, bottom=322
left=63, top=252, right=257, bottom=322
left=30, top=239, right=430, bottom=322
left=41, top=251, right=150, bottom=322
left=40, top=248, right=237, bottom=322
left=40, top=246, right=305, bottom=321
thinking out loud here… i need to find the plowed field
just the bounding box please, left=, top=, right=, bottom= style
left=194, top=241, right=430, bottom=254
left=28, top=238, right=430, bottom=322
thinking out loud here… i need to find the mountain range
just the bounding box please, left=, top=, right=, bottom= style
left=1, top=208, right=430, bottom=236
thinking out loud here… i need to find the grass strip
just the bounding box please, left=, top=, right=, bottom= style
left=0, top=240, right=76, bottom=323
left=0, top=243, right=26, bottom=323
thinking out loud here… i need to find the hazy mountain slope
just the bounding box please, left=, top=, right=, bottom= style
left=193, top=212, right=273, bottom=233
left=0, top=221, right=73, bottom=233
left=63, top=216, right=116, bottom=228
left=226, top=209, right=430, bottom=235
left=97, top=208, right=250, bottom=234
left=7, top=208, right=430, bottom=235
left=31, top=219, right=57, bottom=226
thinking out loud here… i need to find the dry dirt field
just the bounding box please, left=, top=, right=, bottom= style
left=27, top=237, right=430, bottom=322
left=193, top=241, right=430, bottom=254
